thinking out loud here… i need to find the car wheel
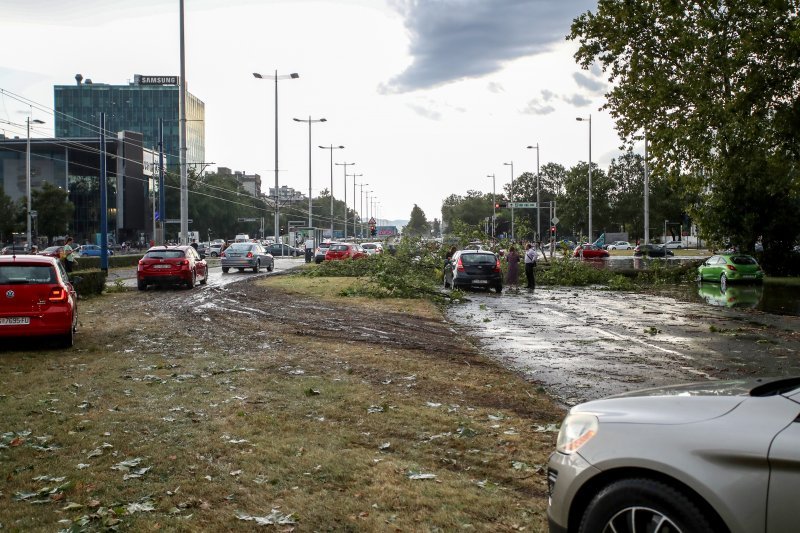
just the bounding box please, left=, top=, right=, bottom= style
left=58, top=321, right=75, bottom=348
left=137, top=280, right=147, bottom=291
left=267, top=262, right=274, bottom=272
left=199, top=272, right=208, bottom=285
left=185, top=271, right=196, bottom=289
left=222, top=267, right=229, bottom=273
left=676, top=245, right=682, bottom=249
left=211, top=252, right=218, bottom=257
left=578, top=478, right=714, bottom=533
left=253, top=261, right=260, bottom=273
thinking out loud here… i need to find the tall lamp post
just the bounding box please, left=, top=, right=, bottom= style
left=293, top=116, right=326, bottom=228
left=503, top=161, right=515, bottom=241
left=357, top=182, right=369, bottom=237
left=576, top=115, right=592, bottom=241
left=319, top=144, right=345, bottom=238
left=335, top=162, right=355, bottom=238
left=487, top=174, right=496, bottom=240
left=348, top=173, right=363, bottom=237
left=526, top=143, right=540, bottom=239
left=253, top=70, right=299, bottom=244
left=26, top=117, right=45, bottom=249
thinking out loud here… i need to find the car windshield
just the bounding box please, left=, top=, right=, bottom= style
left=730, top=255, right=757, bottom=265
left=0, top=264, right=56, bottom=284
left=460, top=253, right=496, bottom=265
left=330, top=244, right=349, bottom=251
left=145, top=250, right=185, bottom=259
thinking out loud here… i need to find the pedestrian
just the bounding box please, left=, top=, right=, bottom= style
left=63, top=237, right=77, bottom=273
left=30, top=244, right=38, bottom=255
left=524, top=243, right=538, bottom=290
left=304, top=237, right=315, bottom=263
left=443, top=245, right=457, bottom=288
left=506, top=245, right=520, bottom=291
left=190, top=240, right=199, bottom=251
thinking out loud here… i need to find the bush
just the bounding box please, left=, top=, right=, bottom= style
left=76, top=254, right=141, bottom=270
left=69, top=269, right=107, bottom=296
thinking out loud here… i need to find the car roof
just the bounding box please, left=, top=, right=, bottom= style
left=146, top=245, right=192, bottom=252
left=0, top=255, right=59, bottom=265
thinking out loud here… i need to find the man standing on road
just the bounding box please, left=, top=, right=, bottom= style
left=524, top=243, right=538, bottom=290
left=304, top=237, right=315, bottom=264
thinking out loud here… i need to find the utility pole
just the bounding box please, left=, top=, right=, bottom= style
left=335, top=162, right=355, bottom=238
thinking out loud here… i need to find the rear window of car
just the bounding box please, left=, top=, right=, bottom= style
left=362, top=244, right=376, bottom=249
left=460, top=253, right=496, bottom=265
left=0, top=265, right=56, bottom=284
left=330, top=244, right=349, bottom=251
left=145, top=250, right=185, bottom=259
left=228, top=243, right=252, bottom=251
left=730, top=255, right=757, bottom=265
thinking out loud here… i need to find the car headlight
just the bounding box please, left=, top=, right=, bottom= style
left=556, top=413, right=598, bottom=454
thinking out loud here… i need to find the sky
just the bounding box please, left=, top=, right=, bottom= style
left=0, top=0, right=628, bottom=225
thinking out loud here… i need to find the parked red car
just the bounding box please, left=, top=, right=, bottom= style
left=573, top=244, right=610, bottom=259
left=137, top=245, right=208, bottom=290
left=324, top=243, right=367, bottom=261
left=0, top=255, right=78, bottom=347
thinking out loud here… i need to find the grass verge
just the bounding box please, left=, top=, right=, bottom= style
left=0, top=276, right=562, bottom=531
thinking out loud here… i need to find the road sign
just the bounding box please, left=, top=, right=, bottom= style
left=509, top=202, right=537, bottom=208
left=165, top=219, right=193, bottom=224
left=368, top=217, right=376, bottom=225
left=551, top=216, right=560, bottom=225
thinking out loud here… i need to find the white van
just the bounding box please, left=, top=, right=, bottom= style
left=234, top=234, right=250, bottom=243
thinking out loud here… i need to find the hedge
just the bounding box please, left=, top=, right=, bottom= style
left=75, top=254, right=141, bottom=269
left=69, top=269, right=107, bottom=296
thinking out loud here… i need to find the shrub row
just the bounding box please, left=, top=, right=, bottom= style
left=75, top=254, right=141, bottom=270
left=69, top=269, right=107, bottom=296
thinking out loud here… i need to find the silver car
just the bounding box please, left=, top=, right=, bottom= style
left=220, top=243, right=274, bottom=273
left=547, top=377, right=800, bottom=533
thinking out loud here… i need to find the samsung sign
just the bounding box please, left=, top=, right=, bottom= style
left=135, top=75, right=178, bottom=85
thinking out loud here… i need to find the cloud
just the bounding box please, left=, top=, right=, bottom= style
left=407, top=103, right=442, bottom=121
left=562, top=93, right=592, bottom=107
left=521, top=99, right=555, bottom=116
left=487, top=81, right=505, bottom=94
left=573, top=71, right=605, bottom=93
left=383, top=0, right=594, bottom=93
left=541, top=89, right=556, bottom=101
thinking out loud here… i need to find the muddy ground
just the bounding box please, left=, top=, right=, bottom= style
left=446, top=285, right=800, bottom=407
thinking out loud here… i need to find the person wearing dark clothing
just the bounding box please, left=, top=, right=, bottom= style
left=524, top=243, right=538, bottom=290
left=506, top=245, right=520, bottom=290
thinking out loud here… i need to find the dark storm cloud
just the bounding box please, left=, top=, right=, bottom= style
left=382, top=0, right=594, bottom=93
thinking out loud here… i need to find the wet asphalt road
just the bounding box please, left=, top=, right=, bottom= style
left=446, top=286, right=800, bottom=407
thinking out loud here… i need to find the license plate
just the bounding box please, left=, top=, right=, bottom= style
left=0, top=317, right=30, bottom=325
left=472, top=279, right=488, bottom=285
left=153, top=264, right=172, bottom=269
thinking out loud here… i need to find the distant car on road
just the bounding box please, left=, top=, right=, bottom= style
left=38, top=246, right=65, bottom=259
left=361, top=242, right=383, bottom=255
left=634, top=244, right=674, bottom=257
left=314, top=241, right=333, bottom=263
left=79, top=244, right=114, bottom=257
left=266, top=243, right=302, bottom=257
left=548, top=376, right=800, bottom=533
left=697, top=253, right=764, bottom=288
left=220, top=242, right=274, bottom=273
left=448, top=249, right=503, bottom=292
left=605, top=241, right=633, bottom=250
left=137, top=245, right=208, bottom=290
left=0, top=255, right=78, bottom=347
left=325, top=243, right=366, bottom=261
left=208, top=243, right=224, bottom=257
left=1, top=244, right=30, bottom=255
left=663, top=240, right=685, bottom=249
left=573, top=244, right=609, bottom=259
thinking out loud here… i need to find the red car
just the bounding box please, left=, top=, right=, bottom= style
left=137, top=245, right=208, bottom=290
left=324, top=243, right=367, bottom=261
left=573, top=244, right=610, bottom=259
left=0, top=255, right=78, bottom=347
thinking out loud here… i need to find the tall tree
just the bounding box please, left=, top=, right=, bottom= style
left=405, top=204, right=430, bottom=237
left=0, top=190, right=20, bottom=244
left=31, top=182, right=74, bottom=242
left=570, top=0, right=800, bottom=272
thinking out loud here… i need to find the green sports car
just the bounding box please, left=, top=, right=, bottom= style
left=697, top=254, right=764, bottom=288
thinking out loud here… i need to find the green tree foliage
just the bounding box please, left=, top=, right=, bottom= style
left=31, top=182, right=74, bottom=241
left=570, top=0, right=800, bottom=272
left=441, top=190, right=495, bottom=229
left=405, top=204, right=430, bottom=237
left=0, top=190, right=20, bottom=244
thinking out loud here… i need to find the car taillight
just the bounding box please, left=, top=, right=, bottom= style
left=726, top=264, right=737, bottom=271
left=220, top=252, right=226, bottom=257
left=494, top=259, right=501, bottom=272
left=456, top=258, right=465, bottom=272
left=48, top=287, right=68, bottom=302
left=246, top=251, right=253, bottom=258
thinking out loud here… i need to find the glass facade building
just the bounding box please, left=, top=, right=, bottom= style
left=54, top=76, right=205, bottom=170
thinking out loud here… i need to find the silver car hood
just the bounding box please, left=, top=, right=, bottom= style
left=572, top=378, right=800, bottom=425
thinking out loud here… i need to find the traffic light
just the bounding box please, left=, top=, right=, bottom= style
left=370, top=226, right=377, bottom=237
left=494, top=201, right=507, bottom=209
left=551, top=226, right=556, bottom=234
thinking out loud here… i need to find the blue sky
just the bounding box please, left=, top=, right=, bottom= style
left=1, top=0, right=628, bottom=223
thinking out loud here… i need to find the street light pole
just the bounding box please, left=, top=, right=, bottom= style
left=503, top=161, right=515, bottom=241
left=487, top=174, right=495, bottom=240
left=357, top=182, right=369, bottom=237
left=576, top=115, right=592, bottom=241
left=335, top=162, right=355, bottom=238
left=293, top=116, right=326, bottom=228
left=644, top=129, right=649, bottom=244
left=254, top=70, right=299, bottom=244
left=26, top=116, right=45, bottom=249
left=318, top=144, right=344, bottom=238
left=526, top=143, right=540, bottom=239
left=348, top=173, right=363, bottom=237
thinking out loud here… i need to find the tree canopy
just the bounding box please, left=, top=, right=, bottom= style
left=405, top=204, right=431, bottom=237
